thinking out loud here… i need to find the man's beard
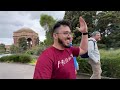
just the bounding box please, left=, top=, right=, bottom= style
left=58, top=38, right=70, bottom=48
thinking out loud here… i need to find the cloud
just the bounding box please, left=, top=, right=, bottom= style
left=0, top=11, right=65, bottom=45
left=0, top=38, right=14, bottom=45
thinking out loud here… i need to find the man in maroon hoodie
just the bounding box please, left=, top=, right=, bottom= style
left=33, top=16, right=88, bottom=79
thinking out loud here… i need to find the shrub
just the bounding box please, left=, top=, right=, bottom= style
left=24, top=45, right=47, bottom=56
left=98, top=44, right=107, bottom=49
left=19, top=54, right=32, bottom=63
left=8, top=55, right=19, bottom=62
left=35, top=46, right=46, bottom=56
left=102, top=57, right=120, bottom=78
left=25, top=50, right=35, bottom=55
left=0, top=56, right=9, bottom=62
left=77, top=56, right=92, bottom=74
left=0, top=54, right=32, bottom=63
left=77, top=49, right=120, bottom=78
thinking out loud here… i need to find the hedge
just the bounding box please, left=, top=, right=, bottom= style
left=77, top=49, right=120, bottom=78
left=0, top=54, right=32, bottom=63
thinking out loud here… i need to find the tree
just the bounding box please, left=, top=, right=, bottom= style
left=18, top=37, right=27, bottom=53
left=0, top=43, right=6, bottom=53
left=96, top=11, right=120, bottom=48
left=64, top=11, right=97, bottom=45
left=35, top=37, right=39, bottom=46
left=64, top=11, right=120, bottom=49
left=10, top=44, right=19, bottom=54
left=40, top=14, right=56, bottom=46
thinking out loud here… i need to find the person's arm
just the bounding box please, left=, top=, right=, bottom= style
left=33, top=54, right=53, bottom=79
left=76, top=17, right=88, bottom=55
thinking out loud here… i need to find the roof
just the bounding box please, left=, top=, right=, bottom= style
left=14, top=27, right=36, bottom=33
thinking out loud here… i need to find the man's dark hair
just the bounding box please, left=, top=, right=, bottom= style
left=52, top=20, right=71, bottom=35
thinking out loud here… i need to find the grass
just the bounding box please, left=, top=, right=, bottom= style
left=100, top=49, right=120, bottom=58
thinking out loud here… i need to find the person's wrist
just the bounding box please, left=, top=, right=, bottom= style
left=82, top=32, right=88, bottom=35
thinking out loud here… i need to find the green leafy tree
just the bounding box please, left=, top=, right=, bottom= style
left=18, top=37, right=27, bottom=53
left=96, top=11, right=120, bottom=48
left=64, top=11, right=97, bottom=45
left=35, top=37, right=39, bottom=46
left=0, top=43, right=6, bottom=53
left=10, top=44, right=19, bottom=54
left=40, top=14, right=56, bottom=46
left=64, top=11, right=120, bottom=49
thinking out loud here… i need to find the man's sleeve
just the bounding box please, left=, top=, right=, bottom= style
left=70, top=47, right=80, bottom=57
left=33, top=53, right=53, bottom=79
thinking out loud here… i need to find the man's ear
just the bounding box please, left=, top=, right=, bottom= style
left=53, top=33, right=58, bottom=39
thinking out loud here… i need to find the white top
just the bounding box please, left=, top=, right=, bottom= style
left=88, top=37, right=100, bottom=63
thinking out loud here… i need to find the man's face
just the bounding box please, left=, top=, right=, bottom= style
left=55, top=25, right=72, bottom=48
left=95, top=33, right=101, bottom=41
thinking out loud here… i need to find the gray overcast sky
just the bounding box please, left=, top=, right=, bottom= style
left=0, top=11, right=65, bottom=45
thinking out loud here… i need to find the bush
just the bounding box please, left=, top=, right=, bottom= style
left=8, top=55, right=19, bottom=62
left=24, top=45, right=47, bottom=56
left=25, top=50, right=34, bottom=55
left=35, top=46, right=46, bottom=56
left=100, top=49, right=120, bottom=78
left=0, top=54, right=32, bottom=63
left=77, top=49, right=120, bottom=78
left=19, top=54, right=32, bottom=63
left=77, top=56, right=92, bottom=74
left=98, top=44, right=107, bottom=49
left=0, top=56, right=10, bottom=62
left=101, top=56, right=120, bottom=78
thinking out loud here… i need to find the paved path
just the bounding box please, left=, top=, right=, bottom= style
left=77, top=74, right=90, bottom=79
left=0, top=62, right=35, bottom=79
left=0, top=62, right=90, bottom=79
left=0, top=62, right=113, bottom=79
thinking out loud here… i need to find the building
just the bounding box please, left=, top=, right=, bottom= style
left=13, top=27, right=39, bottom=49
left=5, top=45, right=11, bottom=53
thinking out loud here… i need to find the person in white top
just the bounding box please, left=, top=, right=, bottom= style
left=88, top=31, right=102, bottom=79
